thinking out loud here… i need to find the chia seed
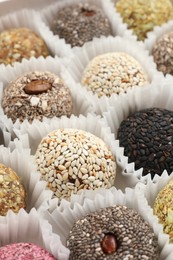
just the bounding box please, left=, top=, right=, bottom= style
left=51, top=3, right=112, bottom=47
left=67, top=205, right=159, bottom=259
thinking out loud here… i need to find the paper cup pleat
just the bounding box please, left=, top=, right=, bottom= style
left=103, top=74, right=173, bottom=181
left=39, top=186, right=173, bottom=259
left=0, top=208, right=69, bottom=260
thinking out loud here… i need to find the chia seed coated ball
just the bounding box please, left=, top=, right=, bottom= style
left=51, top=3, right=112, bottom=47
left=67, top=205, right=159, bottom=259
left=81, top=52, right=149, bottom=97
left=152, top=31, right=173, bottom=75
left=2, top=71, right=73, bottom=123
left=0, top=243, right=56, bottom=259
left=35, top=128, right=116, bottom=200
left=115, top=0, right=173, bottom=41
left=118, top=107, right=173, bottom=178
left=0, top=27, right=50, bottom=65
left=0, top=163, right=26, bottom=216
left=154, top=179, right=173, bottom=243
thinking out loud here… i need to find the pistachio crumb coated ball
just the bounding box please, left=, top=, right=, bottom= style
left=154, top=179, right=173, bottom=242
left=0, top=163, right=26, bottom=216
left=152, top=31, right=173, bottom=75
left=2, top=71, right=73, bottom=123
left=51, top=3, right=112, bottom=47
left=115, top=0, right=173, bottom=41
left=35, top=128, right=116, bottom=200
left=67, top=205, right=159, bottom=259
left=81, top=52, right=149, bottom=97
left=0, top=27, right=50, bottom=65
left=0, top=243, right=56, bottom=259
left=118, top=107, right=173, bottom=178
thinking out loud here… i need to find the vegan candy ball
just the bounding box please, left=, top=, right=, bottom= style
left=0, top=243, right=56, bottom=259
left=67, top=205, right=159, bottom=259
left=0, top=27, right=50, bottom=65
left=115, top=0, right=173, bottom=41
left=51, top=3, right=112, bottom=47
left=154, top=179, right=173, bottom=242
left=118, top=107, right=173, bottom=178
left=81, top=52, right=148, bottom=97
left=0, top=163, right=26, bottom=216
left=152, top=31, right=173, bottom=75
left=35, top=128, right=116, bottom=200
left=2, top=71, right=73, bottom=123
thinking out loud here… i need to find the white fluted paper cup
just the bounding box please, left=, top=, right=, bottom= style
left=144, top=20, right=173, bottom=55
left=0, top=56, right=93, bottom=128
left=62, top=35, right=161, bottom=115
left=103, top=74, right=173, bottom=180
left=0, top=146, right=53, bottom=212
left=9, top=113, right=141, bottom=192
left=0, top=8, right=71, bottom=63
left=39, top=187, right=173, bottom=259
left=0, top=208, right=69, bottom=260
left=41, top=0, right=135, bottom=46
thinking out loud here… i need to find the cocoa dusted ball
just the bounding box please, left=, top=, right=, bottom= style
left=118, top=107, right=173, bottom=178
left=0, top=27, right=50, bottom=65
left=0, top=163, right=26, bottom=216
left=51, top=3, right=112, bottom=47
left=2, top=71, right=73, bottom=123
left=67, top=205, right=159, bottom=259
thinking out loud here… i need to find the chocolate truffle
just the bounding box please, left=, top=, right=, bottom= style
left=118, top=107, right=173, bottom=178
left=154, top=179, right=173, bottom=242
left=51, top=3, right=112, bottom=47
left=0, top=243, right=56, bottom=259
left=0, top=27, right=50, bottom=65
left=115, top=0, right=173, bottom=41
left=81, top=52, right=149, bottom=97
left=152, top=31, right=173, bottom=75
left=35, top=128, right=116, bottom=200
left=0, top=163, right=26, bottom=216
left=67, top=205, right=159, bottom=259
left=2, top=71, right=73, bottom=123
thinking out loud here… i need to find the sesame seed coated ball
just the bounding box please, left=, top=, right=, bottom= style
left=115, top=0, right=173, bottom=41
left=51, top=3, right=112, bottom=47
left=154, top=179, right=173, bottom=243
left=0, top=27, right=50, bottom=65
left=35, top=128, right=116, bottom=200
left=118, top=107, right=173, bottom=178
left=67, top=205, right=159, bottom=259
left=0, top=163, right=26, bottom=216
left=81, top=52, right=148, bottom=97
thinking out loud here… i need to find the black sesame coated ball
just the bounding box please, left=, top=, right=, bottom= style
left=67, top=205, right=159, bottom=259
left=118, top=107, right=173, bottom=178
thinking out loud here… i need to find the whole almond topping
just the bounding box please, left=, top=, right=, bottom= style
left=24, top=80, right=52, bottom=95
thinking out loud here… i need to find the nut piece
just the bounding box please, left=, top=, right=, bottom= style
left=101, top=233, right=117, bottom=254
left=81, top=8, right=96, bottom=17
left=24, top=80, right=52, bottom=95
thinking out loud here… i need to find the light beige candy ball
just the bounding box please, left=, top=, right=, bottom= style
left=35, top=128, right=116, bottom=200
left=81, top=52, right=148, bottom=97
